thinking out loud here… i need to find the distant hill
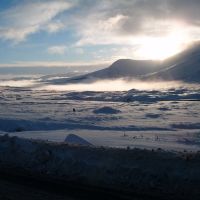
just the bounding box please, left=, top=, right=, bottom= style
left=48, top=59, right=161, bottom=84
left=144, top=43, right=200, bottom=82
left=47, top=42, right=200, bottom=84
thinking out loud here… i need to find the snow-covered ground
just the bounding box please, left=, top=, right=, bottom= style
left=0, top=80, right=200, bottom=151
left=0, top=135, right=200, bottom=199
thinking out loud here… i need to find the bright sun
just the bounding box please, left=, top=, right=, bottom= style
left=135, top=31, right=187, bottom=60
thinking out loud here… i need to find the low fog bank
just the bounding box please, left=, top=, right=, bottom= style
left=0, top=79, right=37, bottom=87
left=0, top=65, right=106, bottom=76
left=40, top=79, right=188, bottom=92
left=0, top=76, right=199, bottom=92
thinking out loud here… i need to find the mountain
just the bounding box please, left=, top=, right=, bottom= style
left=47, top=42, right=200, bottom=84
left=48, top=59, right=161, bottom=84
left=145, top=42, right=200, bottom=82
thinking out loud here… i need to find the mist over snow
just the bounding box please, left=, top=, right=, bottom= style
left=0, top=77, right=184, bottom=91
left=39, top=79, right=183, bottom=92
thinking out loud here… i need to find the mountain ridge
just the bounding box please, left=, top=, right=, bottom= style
left=46, top=42, right=200, bottom=84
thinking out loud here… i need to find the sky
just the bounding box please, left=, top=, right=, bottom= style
left=1, top=0, right=200, bottom=68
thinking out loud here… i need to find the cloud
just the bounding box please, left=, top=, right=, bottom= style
left=46, top=21, right=65, bottom=33
left=1, top=0, right=200, bottom=46
left=0, top=26, right=39, bottom=43
left=0, top=60, right=109, bottom=68
left=0, top=1, right=72, bottom=43
left=70, top=0, right=200, bottom=46
left=47, top=45, right=67, bottom=55
left=47, top=45, right=85, bottom=57
left=76, top=14, right=129, bottom=46
left=1, top=0, right=200, bottom=63
left=74, top=48, right=84, bottom=55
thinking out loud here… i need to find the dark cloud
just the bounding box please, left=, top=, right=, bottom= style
left=167, top=0, right=200, bottom=24
left=72, top=0, right=200, bottom=37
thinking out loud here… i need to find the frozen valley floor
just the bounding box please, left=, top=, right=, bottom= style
left=0, top=85, right=200, bottom=199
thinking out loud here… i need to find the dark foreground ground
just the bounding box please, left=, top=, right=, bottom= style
left=0, top=135, right=200, bottom=200
left=0, top=170, right=143, bottom=200
left=0, top=169, right=198, bottom=200
left=0, top=179, right=75, bottom=200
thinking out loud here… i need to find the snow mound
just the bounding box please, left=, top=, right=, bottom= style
left=65, top=134, right=92, bottom=146
left=93, top=106, right=121, bottom=114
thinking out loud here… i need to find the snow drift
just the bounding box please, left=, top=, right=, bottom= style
left=65, top=134, right=92, bottom=146
left=93, top=106, right=121, bottom=114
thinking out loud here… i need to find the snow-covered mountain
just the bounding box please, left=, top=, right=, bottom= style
left=48, top=59, right=161, bottom=84
left=91, top=59, right=161, bottom=78
left=145, top=42, right=200, bottom=82
left=47, top=42, right=200, bottom=84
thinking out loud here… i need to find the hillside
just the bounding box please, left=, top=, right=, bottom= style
left=46, top=42, right=200, bottom=84
left=145, top=42, right=200, bottom=82
left=48, top=59, right=161, bottom=84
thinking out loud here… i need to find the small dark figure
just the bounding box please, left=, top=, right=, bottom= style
left=73, top=108, right=76, bottom=112
left=155, top=135, right=159, bottom=141
left=123, top=131, right=127, bottom=137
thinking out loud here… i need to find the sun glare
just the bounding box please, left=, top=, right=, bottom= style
left=135, top=31, right=188, bottom=60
